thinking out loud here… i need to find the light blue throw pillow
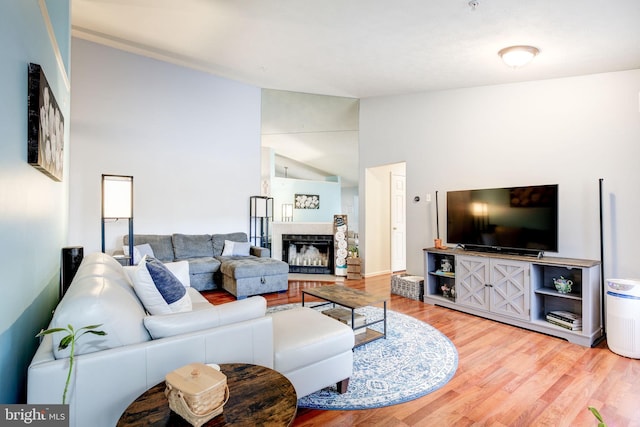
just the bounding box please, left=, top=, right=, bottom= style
left=221, top=240, right=251, bottom=256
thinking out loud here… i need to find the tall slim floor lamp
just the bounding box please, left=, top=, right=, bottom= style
left=101, top=174, right=134, bottom=264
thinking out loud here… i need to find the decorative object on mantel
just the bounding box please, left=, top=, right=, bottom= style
left=295, top=194, right=320, bottom=209
left=28, top=63, right=64, bottom=181
left=281, top=203, right=293, bottom=222
left=333, top=215, right=348, bottom=276
left=101, top=174, right=134, bottom=263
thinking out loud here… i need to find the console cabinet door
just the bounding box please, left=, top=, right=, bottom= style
left=456, top=256, right=490, bottom=311
left=490, top=259, right=530, bottom=320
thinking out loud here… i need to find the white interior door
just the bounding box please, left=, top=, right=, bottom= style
left=391, top=173, right=406, bottom=272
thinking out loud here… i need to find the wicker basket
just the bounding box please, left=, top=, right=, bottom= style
left=165, top=363, right=229, bottom=427
left=391, top=274, right=424, bottom=301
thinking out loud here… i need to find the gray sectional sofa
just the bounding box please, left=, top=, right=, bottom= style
left=123, top=232, right=289, bottom=298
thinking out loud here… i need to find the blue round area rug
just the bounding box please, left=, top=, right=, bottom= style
left=268, top=304, right=458, bottom=410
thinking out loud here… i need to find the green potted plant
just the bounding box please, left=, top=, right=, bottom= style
left=588, top=406, right=607, bottom=427
left=348, top=246, right=359, bottom=258
left=36, top=324, right=107, bottom=404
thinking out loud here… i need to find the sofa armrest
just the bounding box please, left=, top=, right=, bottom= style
left=250, top=246, right=270, bottom=258
left=28, top=315, right=273, bottom=427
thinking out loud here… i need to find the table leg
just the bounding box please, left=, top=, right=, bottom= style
left=351, top=310, right=356, bottom=332
left=383, top=301, right=387, bottom=339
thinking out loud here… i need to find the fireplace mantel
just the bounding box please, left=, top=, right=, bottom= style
left=271, top=222, right=333, bottom=261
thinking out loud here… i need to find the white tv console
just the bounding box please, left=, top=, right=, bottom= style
left=424, top=247, right=603, bottom=347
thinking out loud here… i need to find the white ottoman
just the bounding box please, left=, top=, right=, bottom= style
left=270, top=307, right=355, bottom=398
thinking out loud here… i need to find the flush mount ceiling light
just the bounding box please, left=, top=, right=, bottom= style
left=498, top=45, right=540, bottom=68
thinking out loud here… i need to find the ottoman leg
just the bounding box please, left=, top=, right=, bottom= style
left=337, top=378, right=349, bottom=394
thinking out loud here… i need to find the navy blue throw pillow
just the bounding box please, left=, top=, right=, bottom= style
left=145, top=257, right=186, bottom=304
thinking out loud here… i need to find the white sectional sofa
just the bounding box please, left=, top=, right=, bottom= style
left=27, top=252, right=354, bottom=427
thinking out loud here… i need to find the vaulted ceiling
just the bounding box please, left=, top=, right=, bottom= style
left=71, top=0, right=640, bottom=184
left=72, top=0, right=640, bottom=99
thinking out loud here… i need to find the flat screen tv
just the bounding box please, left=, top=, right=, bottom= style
left=446, top=184, right=558, bottom=255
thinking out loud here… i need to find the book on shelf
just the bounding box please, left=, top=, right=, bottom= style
left=434, top=270, right=455, bottom=277
left=547, top=310, right=581, bottom=324
left=546, top=315, right=581, bottom=328
left=546, top=317, right=582, bottom=331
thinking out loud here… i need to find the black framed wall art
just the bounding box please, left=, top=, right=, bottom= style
left=28, top=63, right=64, bottom=181
left=294, top=194, right=320, bottom=209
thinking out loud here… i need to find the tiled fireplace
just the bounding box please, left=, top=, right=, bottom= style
left=282, top=234, right=334, bottom=274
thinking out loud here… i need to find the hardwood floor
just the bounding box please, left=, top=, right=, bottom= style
left=203, top=274, right=640, bottom=426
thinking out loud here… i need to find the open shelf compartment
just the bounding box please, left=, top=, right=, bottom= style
left=425, top=252, right=456, bottom=302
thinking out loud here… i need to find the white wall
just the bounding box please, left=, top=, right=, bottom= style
left=341, top=185, right=359, bottom=233
left=69, top=39, right=262, bottom=254
left=261, top=89, right=359, bottom=231
left=360, top=70, right=640, bottom=280
left=261, top=89, right=359, bottom=187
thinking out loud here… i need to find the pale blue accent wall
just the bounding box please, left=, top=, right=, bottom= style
left=44, top=0, right=71, bottom=72
left=0, top=1, right=70, bottom=403
left=271, top=176, right=342, bottom=223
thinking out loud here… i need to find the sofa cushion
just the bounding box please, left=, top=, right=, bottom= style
left=250, top=246, right=271, bottom=258
left=219, top=256, right=289, bottom=279
left=222, top=273, right=288, bottom=298
left=173, top=234, right=213, bottom=259
left=187, top=287, right=211, bottom=308
left=212, top=233, right=248, bottom=256
left=130, top=256, right=192, bottom=315
left=142, top=294, right=267, bottom=339
left=164, top=260, right=191, bottom=287
left=144, top=306, right=220, bottom=339
left=125, top=235, right=175, bottom=262
left=221, top=240, right=251, bottom=256
left=122, top=243, right=155, bottom=265
left=187, top=257, right=221, bottom=274
left=50, top=253, right=151, bottom=358
left=271, top=307, right=355, bottom=373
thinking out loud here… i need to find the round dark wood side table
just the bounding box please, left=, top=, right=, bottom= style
left=117, top=363, right=297, bottom=426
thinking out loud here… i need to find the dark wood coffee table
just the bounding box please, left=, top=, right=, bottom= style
left=117, top=363, right=297, bottom=426
left=302, top=284, right=388, bottom=348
